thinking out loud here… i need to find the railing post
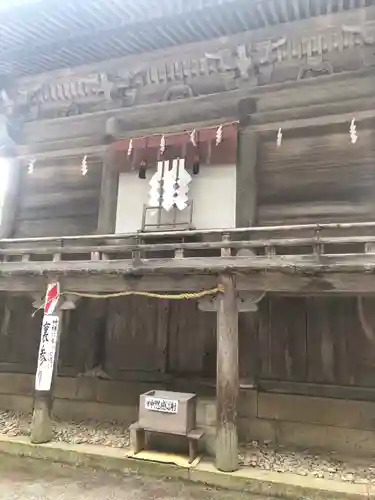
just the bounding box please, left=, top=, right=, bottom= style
left=174, top=248, right=184, bottom=259
left=221, top=233, right=231, bottom=257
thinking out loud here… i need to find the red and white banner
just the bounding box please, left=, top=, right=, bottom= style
left=35, top=282, right=61, bottom=391
left=44, top=282, right=60, bottom=315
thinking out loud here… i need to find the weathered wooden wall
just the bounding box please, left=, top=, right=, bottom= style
left=256, top=296, right=375, bottom=389
left=12, top=158, right=102, bottom=237
left=16, top=126, right=375, bottom=237
left=1, top=294, right=375, bottom=398
left=0, top=295, right=41, bottom=372
left=257, top=129, right=375, bottom=225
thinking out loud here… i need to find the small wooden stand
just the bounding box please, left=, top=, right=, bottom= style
left=130, top=421, right=204, bottom=463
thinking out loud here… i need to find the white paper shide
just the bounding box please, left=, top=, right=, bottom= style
left=35, top=315, right=60, bottom=391
left=145, top=396, right=178, bottom=414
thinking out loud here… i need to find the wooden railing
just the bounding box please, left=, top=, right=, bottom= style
left=1, top=221, right=375, bottom=264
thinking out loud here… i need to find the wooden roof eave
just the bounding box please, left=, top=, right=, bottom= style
left=0, top=0, right=368, bottom=77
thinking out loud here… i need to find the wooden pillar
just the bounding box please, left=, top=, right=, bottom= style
left=0, top=157, right=21, bottom=238
left=216, top=273, right=239, bottom=472
left=97, top=155, right=119, bottom=234
left=235, top=129, right=258, bottom=228
left=31, top=283, right=63, bottom=444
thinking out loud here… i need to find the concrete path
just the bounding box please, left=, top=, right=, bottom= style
left=0, top=454, right=267, bottom=500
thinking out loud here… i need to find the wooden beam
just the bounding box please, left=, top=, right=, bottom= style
left=15, top=144, right=106, bottom=163
left=97, top=157, right=119, bottom=234
left=21, top=89, right=240, bottom=146
left=252, top=98, right=375, bottom=133
left=16, top=70, right=375, bottom=156
left=254, top=71, right=375, bottom=114
left=216, top=273, right=239, bottom=472
left=3, top=253, right=375, bottom=277
left=0, top=274, right=216, bottom=293
left=3, top=269, right=375, bottom=294
left=0, top=159, right=21, bottom=238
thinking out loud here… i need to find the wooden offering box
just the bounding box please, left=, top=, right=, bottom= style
left=139, top=390, right=196, bottom=435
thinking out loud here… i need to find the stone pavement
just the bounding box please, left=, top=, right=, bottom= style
left=2, top=410, right=375, bottom=486
left=0, top=435, right=370, bottom=500
left=0, top=453, right=267, bottom=500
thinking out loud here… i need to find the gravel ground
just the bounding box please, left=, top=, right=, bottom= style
left=0, top=410, right=130, bottom=448
left=0, top=454, right=269, bottom=500
left=239, top=441, right=375, bottom=484
left=1, top=411, right=374, bottom=485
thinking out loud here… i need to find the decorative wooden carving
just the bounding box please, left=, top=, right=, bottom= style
left=7, top=19, right=375, bottom=122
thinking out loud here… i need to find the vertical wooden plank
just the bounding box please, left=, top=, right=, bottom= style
left=332, top=297, right=358, bottom=386
left=239, top=311, right=259, bottom=384
left=343, top=297, right=359, bottom=386
left=168, top=300, right=216, bottom=375
left=258, top=296, right=271, bottom=378
left=105, top=296, right=162, bottom=373
left=156, top=299, right=169, bottom=373
left=0, top=158, right=21, bottom=238
left=266, top=297, right=307, bottom=382
left=356, top=297, right=375, bottom=387
left=285, top=297, right=307, bottom=382
left=236, top=129, right=259, bottom=227
left=320, top=300, right=335, bottom=384
left=306, top=297, right=323, bottom=383
left=332, top=298, right=348, bottom=385
left=97, top=157, right=119, bottom=234
left=307, top=297, right=335, bottom=384
left=269, top=297, right=289, bottom=380
left=216, top=273, right=239, bottom=473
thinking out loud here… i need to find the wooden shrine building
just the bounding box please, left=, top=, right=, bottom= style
left=2, top=0, right=375, bottom=471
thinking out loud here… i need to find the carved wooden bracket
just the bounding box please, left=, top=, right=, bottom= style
left=198, top=291, right=265, bottom=312
left=60, top=294, right=81, bottom=311
left=31, top=292, right=81, bottom=310
left=31, top=292, right=45, bottom=310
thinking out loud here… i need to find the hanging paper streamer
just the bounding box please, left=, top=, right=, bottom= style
left=148, top=161, right=164, bottom=207
left=349, top=119, right=358, bottom=144
left=28, top=159, right=35, bottom=174
left=81, top=155, right=88, bottom=176
left=127, top=139, right=133, bottom=156
left=189, top=129, right=197, bottom=147
left=162, top=159, right=192, bottom=211
left=277, top=128, right=283, bottom=147
left=216, top=125, right=223, bottom=146
left=149, top=159, right=192, bottom=212
left=160, top=135, right=166, bottom=154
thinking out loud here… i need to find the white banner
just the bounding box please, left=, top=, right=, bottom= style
left=35, top=315, right=60, bottom=392
left=145, top=396, right=178, bottom=414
